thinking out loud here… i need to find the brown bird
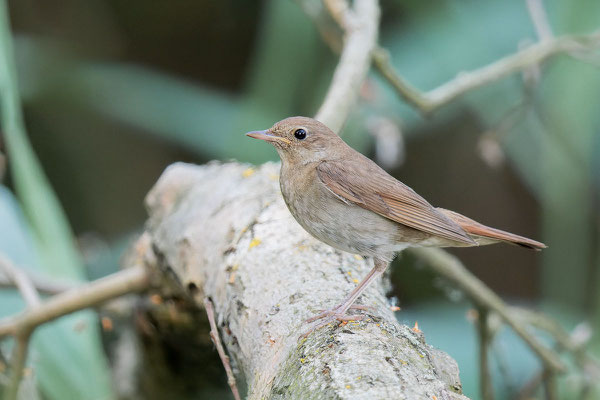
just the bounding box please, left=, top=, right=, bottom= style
left=246, top=116, right=545, bottom=333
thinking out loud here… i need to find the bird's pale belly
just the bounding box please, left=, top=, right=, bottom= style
left=282, top=181, right=411, bottom=260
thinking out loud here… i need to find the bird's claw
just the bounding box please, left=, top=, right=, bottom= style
left=300, top=304, right=371, bottom=338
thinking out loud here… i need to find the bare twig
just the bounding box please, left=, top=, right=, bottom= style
left=313, top=0, right=600, bottom=115
left=526, top=0, right=554, bottom=41
left=409, top=247, right=566, bottom=372
left=542, top=369, right=558, bottom=400
left=204, top=297, right=241, bottom=400
left=5, top=332, right=30, bottom=400
left=373, top=31, right=600, bottom=114
left=0, top=273, right=74, bottom=296
left=316, top=0, right=379, bottom=133
left=0, top=255, right=41, bottom=308
left=0, top=256, right=41, bottom=400
left=476, top=307, right=494, bottom=400
left=0, top=266, right=149, bottom=398
left=0, top=266, right=149, bottom=338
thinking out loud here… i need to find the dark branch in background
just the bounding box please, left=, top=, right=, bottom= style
left=476, top=307, right=494, bottom=400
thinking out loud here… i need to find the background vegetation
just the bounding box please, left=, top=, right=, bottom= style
left=0, top=0, right=598, bottom=399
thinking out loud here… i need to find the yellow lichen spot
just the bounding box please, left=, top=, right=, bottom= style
left=249, top=238, right=262, bottom=249
left=345, top=385, right=352, bottom=389
left=353, top=278, right=359, bottom=283
left=347, top=271, right=352, bottom=276
left=242, top=168, right=255, bottom=178
left=376, top=323, right=380, bottom=327
left=419, top=354, right=425, bottom=358
left=401, top=360, right=408, bottom=365
left=353, top=254, right=363, bottom=261
left=356, top=376, right=362, bottom=380
left=300, top=358, right=307, bottom=363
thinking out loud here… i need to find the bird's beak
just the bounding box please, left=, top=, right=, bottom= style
left=245, top=130, right=291, bottom=144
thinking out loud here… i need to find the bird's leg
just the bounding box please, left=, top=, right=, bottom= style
left=302, top=258, right=389, bottom=336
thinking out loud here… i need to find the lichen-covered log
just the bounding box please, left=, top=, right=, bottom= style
left=144, top=161, right=469, bottom=400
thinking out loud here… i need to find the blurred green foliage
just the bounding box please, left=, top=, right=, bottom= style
left=0, top=0, right=598, bottom=399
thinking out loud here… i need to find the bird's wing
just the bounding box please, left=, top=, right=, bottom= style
left=316, top=159, right=475, bottom=245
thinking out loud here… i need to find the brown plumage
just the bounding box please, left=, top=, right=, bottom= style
left=246, top=116, right=545, bottom=335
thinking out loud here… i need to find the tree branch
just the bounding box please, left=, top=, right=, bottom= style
left=0, top=255, right=41, bottom=308
left=409, top=247, right=566, bottom=372
left=0, top=266, right=149, bottom=338
left=143, top=162, right=469, bottom=399
left=315, top=0, right=379, bottom=133
left=373, top=31, right=600, bottom=114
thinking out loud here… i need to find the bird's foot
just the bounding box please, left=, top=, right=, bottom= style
left=305, top=304, right=371, bottom=323
left=301, top=304, right=371, bottom=338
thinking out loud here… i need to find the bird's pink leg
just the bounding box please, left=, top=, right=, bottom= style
left=302, top=258, right=389, bottom=337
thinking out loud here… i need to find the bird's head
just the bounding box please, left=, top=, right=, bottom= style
left=246, top=116, right=344, bottom=164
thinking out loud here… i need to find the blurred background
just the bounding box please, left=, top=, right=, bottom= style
left=0, top=0, right=599, bottom=399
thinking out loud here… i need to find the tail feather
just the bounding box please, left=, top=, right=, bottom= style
left=437, top=208, right=546, bottom=250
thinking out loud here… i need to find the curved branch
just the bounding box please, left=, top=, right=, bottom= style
left=373, top=31, right=600, bottom=114
left=0, top=266, right=149, bottom=338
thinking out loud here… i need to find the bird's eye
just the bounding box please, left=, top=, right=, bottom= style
left=294, top=128, right=307, bottom=140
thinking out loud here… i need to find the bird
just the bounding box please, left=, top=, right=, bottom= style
left=246, top=116, right=545, bottom=334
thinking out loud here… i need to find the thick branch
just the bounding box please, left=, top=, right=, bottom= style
left=143, top=162, right=469, bottom=400
left=315, top=0, right=379, bottom=133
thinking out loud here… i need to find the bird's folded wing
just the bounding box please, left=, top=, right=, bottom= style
left=317, top=160, right=475, bottom=245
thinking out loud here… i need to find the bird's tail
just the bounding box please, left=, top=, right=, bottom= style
left=437, top=208, right=546, bottom=250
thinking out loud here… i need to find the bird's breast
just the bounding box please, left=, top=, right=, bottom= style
left=279, top=163, right=406, bottom=259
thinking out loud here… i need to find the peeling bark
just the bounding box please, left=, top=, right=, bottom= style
left=143, top=161, right=469, bottom=400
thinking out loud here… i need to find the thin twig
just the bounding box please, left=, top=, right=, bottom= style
left=0, top=266, right=149, bottom=338
left=5, top=332, right=30, bottom=400
left=0, top=256, right=40, bottom=400
left=526, top=0, right=554, bottom=41
left=409, top=247, right=566, bottom=372
left=373, top=31, right=600, bottom=114
left=542, top=368, right=558, bottom=400
left=0, top=274, right=74, bottom=296
left=316, top=0, right=379, bottom=133
left=313, top=0, right=600, bottom=115
left=204, top=297, right=241, bottom=400
left=477, top=307, right=494, bottom=400
left=0, top=255, right=41, bottom=308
